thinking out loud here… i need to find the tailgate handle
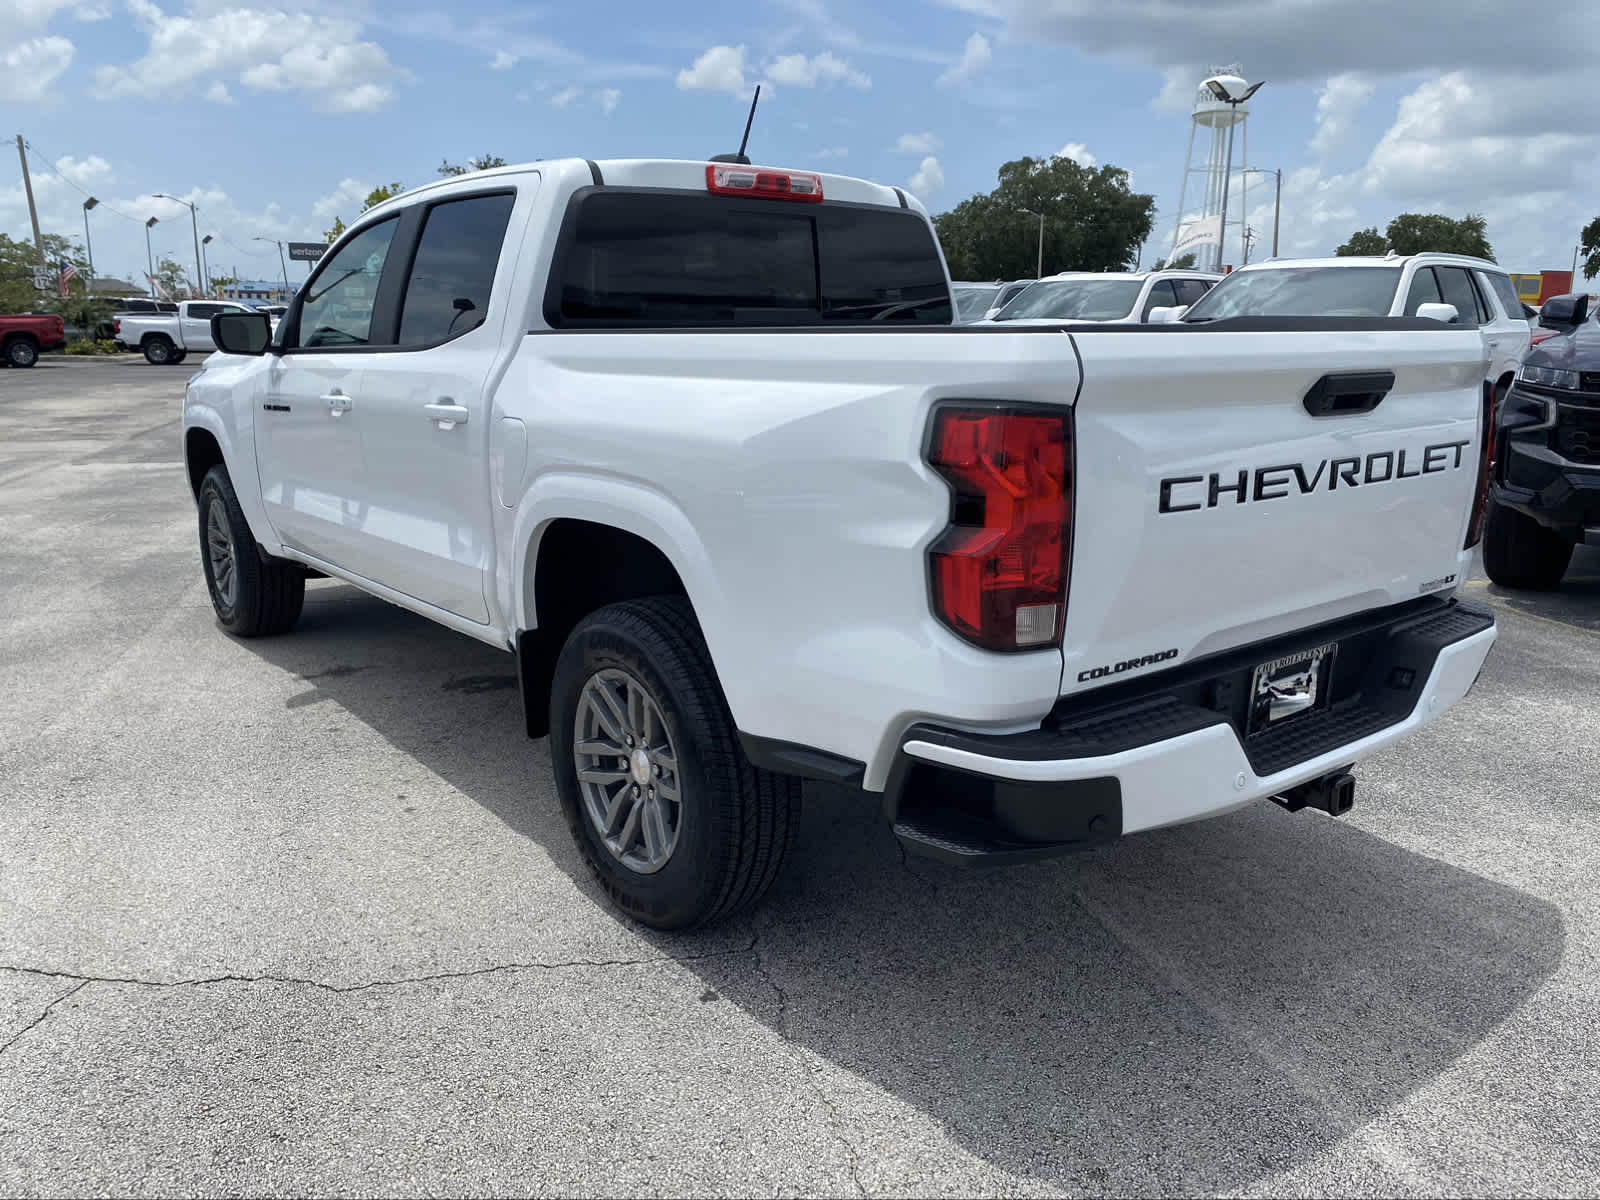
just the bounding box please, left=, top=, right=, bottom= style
left=1303, top=371, right=1395, bottom=418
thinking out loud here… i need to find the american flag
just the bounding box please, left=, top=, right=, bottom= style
left=58, top=259, right=80, bottom=298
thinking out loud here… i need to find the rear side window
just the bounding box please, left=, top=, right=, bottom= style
left=1480, top=271, right=1523, bottom=321
left=547, top=191, right=952, bottom=327
left=1173, top=278, right=1211, bottom=307
left=187, top=303, right=220, bottom=320
left=398, top=192, right=517, bottom=346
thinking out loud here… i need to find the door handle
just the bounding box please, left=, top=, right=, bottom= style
left=321, top=392, right=353, bottom=416
left=423, top=400, right=470, bottom=429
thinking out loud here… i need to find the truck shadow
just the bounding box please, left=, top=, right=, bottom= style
left=243, top=583, right=1564, bottom=1194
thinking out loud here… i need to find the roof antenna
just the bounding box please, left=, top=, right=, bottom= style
left=711, top=85, right=761, bottom=165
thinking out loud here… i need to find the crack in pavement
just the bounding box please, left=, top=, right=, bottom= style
left=748, top=928, right=867, bottom=1198
left=0, top=941, right=758, bottom=997
left=0, top=980, right=89, bottom=1059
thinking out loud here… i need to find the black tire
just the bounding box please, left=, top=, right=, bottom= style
left=5, top=336, right=39, bottom=368
left=550, top=596, right=800, bottom=931
left=170, top=351, right=188, bottom=365
left=143, top=335, right=174, bottom=365
left=1481, top=496, right=1573, bottom=590
left=197, top=465, right=305, bottom=636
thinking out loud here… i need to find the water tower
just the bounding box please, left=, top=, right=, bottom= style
left=1167, top=65, right=1261, bottom=273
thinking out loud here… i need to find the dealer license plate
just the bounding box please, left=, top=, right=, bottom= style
left=1248, top=642, right=1336, bottom=734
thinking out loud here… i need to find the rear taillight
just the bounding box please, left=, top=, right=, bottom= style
left=113, top=319, right=120, bottom=334
left=926, top=405, right=1072, bottom=651
left=1465, top=380, right=1496, bottom=549
left=704, top=163, right=823, bottom=203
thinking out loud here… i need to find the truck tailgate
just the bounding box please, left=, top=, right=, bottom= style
left=1060, top=326, right=1488, bottom=697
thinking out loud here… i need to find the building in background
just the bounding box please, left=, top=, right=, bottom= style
left=221, top=279, right=291, bottom=303
left=1510, top=271, right=1574, bottom=307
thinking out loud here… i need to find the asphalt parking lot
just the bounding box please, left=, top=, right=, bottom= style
left=2, top=355, right=1598, bottom=1197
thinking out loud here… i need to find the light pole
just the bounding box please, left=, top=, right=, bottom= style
left=1206, top=77, right=1265, bottom=272
left=153, top=193, right=204, bottom=299
left=144, top=216, right=158, bottom=297
left=81, top=197, right=99, bottom=292
left=1241, top=167, right=1282, bottom=260
left=1018, top=208, right=1045, bottom=278
left=201, top=234, right=214, bottom=297
left=254, top=237, right=290, bottom=300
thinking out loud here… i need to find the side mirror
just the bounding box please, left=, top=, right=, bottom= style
left=1538, top=293, right=1589, bottom=329
left=1416, top=302, right=1460, bottom=324
left=1146, top=305, right=1189, bottom=324
left=211, top=310, right=272, bottom=356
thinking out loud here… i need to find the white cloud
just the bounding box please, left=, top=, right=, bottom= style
left=94, top=3, right=410, bottom=113
left=205, top=80, right=234, bottom=104
left=676, top=44, right=749, bottom=95
left=550, top=86, right=580, bottom=108
left=1, top=36, right=75, bottom=103
left=815, top=146, right=848, bottom=159
left=937, top=32, right=990, bottom=85
left=1310, top=73, right=1376, bottom=157
left=765, top=51, right=869, bottom=88
left=1056, top=142, right=1096, bottom=168
left=908, top=155, right=945, bottom=197
left=490, top=50, right=517, bottom=71
left=52, top=154, right=114, bottom=188
left=311, top=178, right=370, bottom=222
left=598, top=87, right=621, bottom=114
left=895, top=132, right=942, bottom=154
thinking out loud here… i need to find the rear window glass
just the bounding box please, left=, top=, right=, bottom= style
left=993, top=278, right=1143, bottom=321
left=1480, top=271, right=1524, bottom=321
left=1183, top=266, right=1402, bottom=320
left=547, top=191, right=952, bottom=327
left=954, top=286, right=999, bottom=320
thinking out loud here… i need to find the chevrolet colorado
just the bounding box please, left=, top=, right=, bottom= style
left=182, top=157, right=1498, bottom=929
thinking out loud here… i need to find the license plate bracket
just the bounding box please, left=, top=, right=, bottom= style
left=1247, top=642, right=1337, bottom=736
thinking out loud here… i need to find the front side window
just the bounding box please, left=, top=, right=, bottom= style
left=296, top=216, right=399, bottom=348
left=398, top=192, right=517, bottom=346
left=1141, top=279, right=1179, bottom=318
left=1434, top=267, right=1485, bottom=326
left=1183, top=266, right=1403, bottom=320
left=187, top=303, right=220, bottom=320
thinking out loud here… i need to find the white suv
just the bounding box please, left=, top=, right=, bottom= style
left=983, top=270, right=1221, bottom=325
left=1168, top=253, right=1532, bottom=393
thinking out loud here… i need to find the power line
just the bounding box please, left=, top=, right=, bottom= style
left=20, top=135, right=274, bottom=261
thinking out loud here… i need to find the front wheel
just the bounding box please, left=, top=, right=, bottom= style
left=197, top=466, right=305, bottom=636
left=143, top=336, right=174, bottom=365
left=1481, top=496, right=1573, bottom=590
left=550, top=597, right=800, bottom=930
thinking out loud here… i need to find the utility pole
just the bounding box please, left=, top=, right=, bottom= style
left=1242, top=225, right=1255, bottom=265
left=16, top=134, right=46, bottom=268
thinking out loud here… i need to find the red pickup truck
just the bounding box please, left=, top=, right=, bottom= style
left=1, top=312, right=66, bottom=368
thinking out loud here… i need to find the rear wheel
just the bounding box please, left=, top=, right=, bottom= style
left=1481, top=496, right=1573, bottom=590
left=197, top=465, right=305, bottom=636
left=143, top=335, right=174, bottom=365
left=550, top=596, right=800, bottom=930
left=5, top=336, right=39, bottom=368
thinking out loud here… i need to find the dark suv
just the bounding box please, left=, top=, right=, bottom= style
left=1484, top=293, right=1600, bottom=589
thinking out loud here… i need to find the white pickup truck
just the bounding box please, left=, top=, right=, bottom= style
left=182, top=157, right=1498, bottom=930
left=115, top=299, right=261, bottom=365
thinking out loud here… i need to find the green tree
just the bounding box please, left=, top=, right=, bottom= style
left=438, top=154, right=507, bottom=177
left=1579, top=214, right=1600, bottom=281
left=1150, top=252, right=1197, bottom=271
left=322, top=182, right=406, bottom=244
left=152, top=255, right=190, bottom=299
left=932, top=155, right=1155, bottom=280
left=1, top=231, right=93, bottom=311
left=1336, top=214, right=1494, bottom=260
left=1335, top=227, right=1389, bottom=256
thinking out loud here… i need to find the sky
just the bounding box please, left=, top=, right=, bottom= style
left=5, top=0, right=1596, bottom=291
